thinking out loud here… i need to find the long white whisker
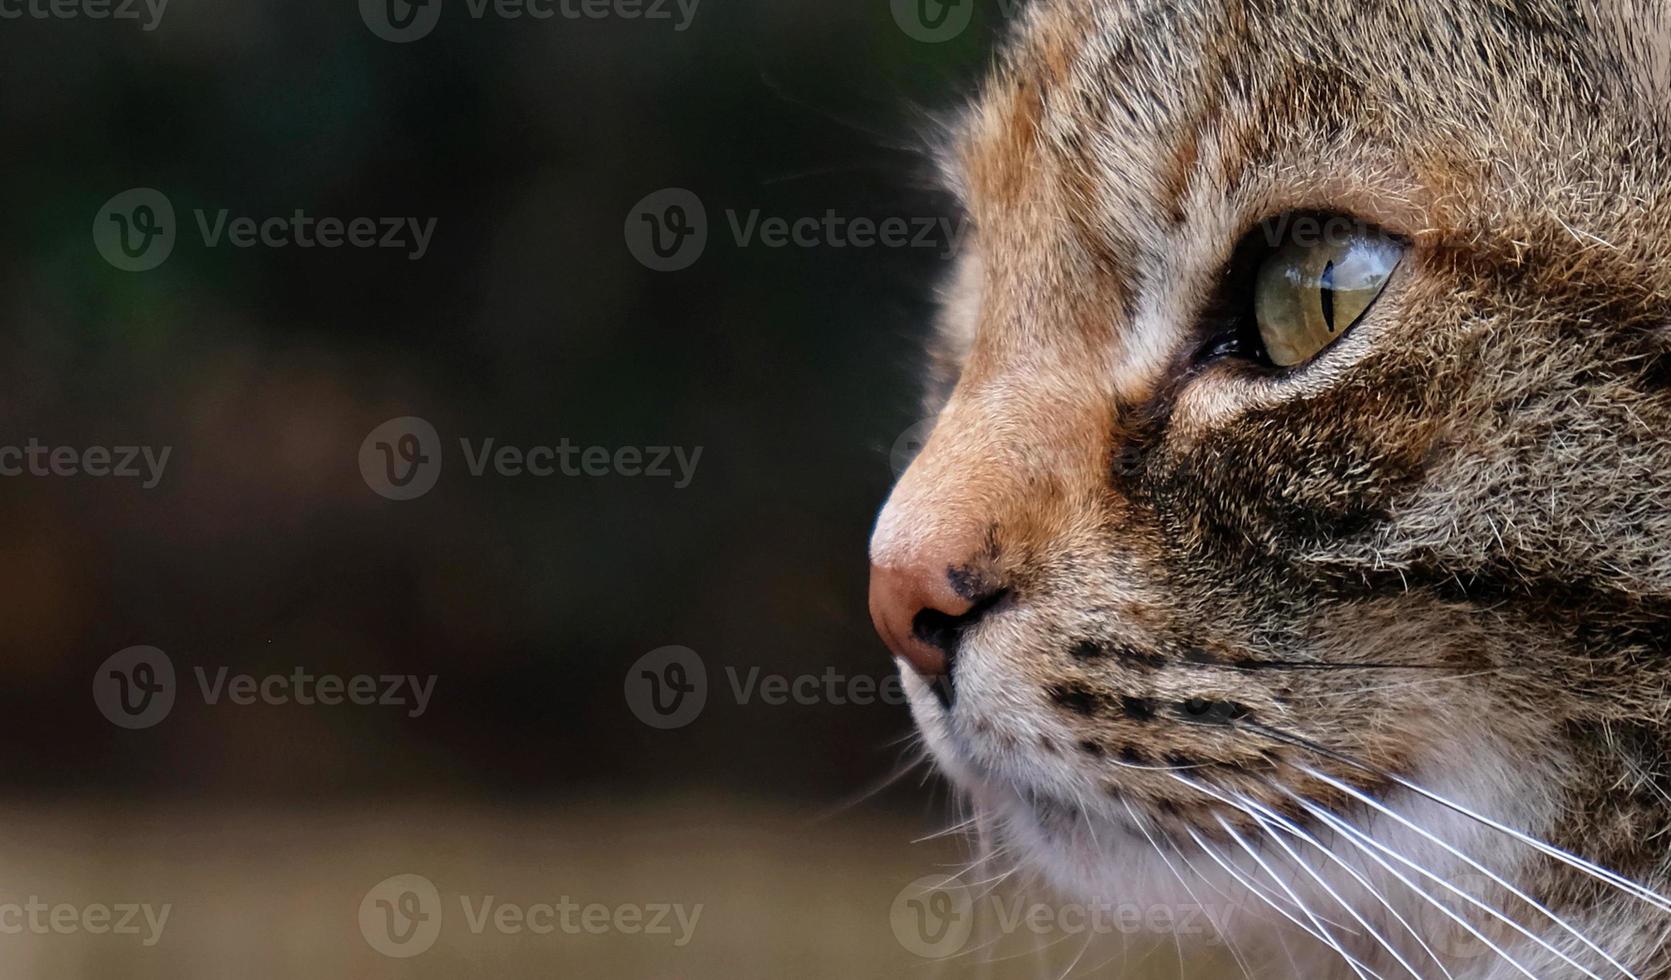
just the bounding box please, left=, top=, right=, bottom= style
left=914, top=812, right=984, bottom=844
left=1118, top=797, right=1257, bottom=980
left=1250, top=813, right=1427, bottom=980
left=1296, top=761, right=1636, bottom=980
left=1212, top=813, right=1387, bottom=980
left=1166, top=821, right=1296, bottom=931
left=1170, top=773, right=1451, bottom=980
left=1228, top=791, right=1459, bottom=980
left=1250, top=722, right=1671, bottom=916
left=1183, top=826, right=1349, bottom=952
left=1291, top=791, right=1593, bottom=980
left=1182, top=823, right=1357, bottom=934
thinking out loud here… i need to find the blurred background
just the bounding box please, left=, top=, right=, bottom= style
left=0, top=0, right=1219, bottom=975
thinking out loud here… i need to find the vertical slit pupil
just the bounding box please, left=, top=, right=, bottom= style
left=1323, top=259, right=1336, bottom=331
left=1320, top=259, right=1337, bottom=332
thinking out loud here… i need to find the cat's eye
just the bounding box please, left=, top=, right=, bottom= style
left=1253, top=227, right=1402, bottom=367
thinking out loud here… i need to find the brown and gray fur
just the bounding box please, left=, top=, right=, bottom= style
left=872, top=0, right=1671, bottom=975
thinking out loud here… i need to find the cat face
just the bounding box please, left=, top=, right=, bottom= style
left=871, top=0, right=1671, bottom=963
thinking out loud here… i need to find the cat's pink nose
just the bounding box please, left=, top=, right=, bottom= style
left=868, top=560, right=978, bottom=678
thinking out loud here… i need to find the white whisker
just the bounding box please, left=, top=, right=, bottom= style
left=1183, top=825, right=1349, bottom=952
left=1118, top=797, right=1258, bottom=980
left=1290, top=791, right=1590, bottom=980
left=1252, top=722, right=1671, bottom=917
left=1171, top=773, right=1452, bottom=980
left=1294, top=763, right=1632, bottom=980
left=1213, top=813, right=1388, bottom=980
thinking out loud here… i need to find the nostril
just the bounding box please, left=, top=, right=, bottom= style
left=868, top=554, right=1006, bottom=690
left=911, top=608, right=965, bottom=657
left=911, top=587, right=1009, bottom=660
left=906, top=588, right=1006, bottom=710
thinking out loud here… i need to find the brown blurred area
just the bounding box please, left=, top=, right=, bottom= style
left=0, top=799, right=1232, bottom=978
left=0, top=0, right=1217, bottom=974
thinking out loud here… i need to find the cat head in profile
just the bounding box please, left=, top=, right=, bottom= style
left=869, top=1, right=1671, bottom=974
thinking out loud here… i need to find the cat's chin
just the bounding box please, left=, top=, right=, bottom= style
left=902, top=669, right=1132, bottom=889
left=983, top=785, right=1138, bottom=896
left=901, top=665, right=1241, bottom=926
left=915, top=733, right=1179, bottom=908
left=949, top=775, right=1253, bottom=952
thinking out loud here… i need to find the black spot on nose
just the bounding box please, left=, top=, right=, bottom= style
left=1121, top=696, right=1156, bottom=721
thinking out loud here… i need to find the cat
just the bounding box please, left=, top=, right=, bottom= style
left=869, top=1, right=1671, bottom=975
